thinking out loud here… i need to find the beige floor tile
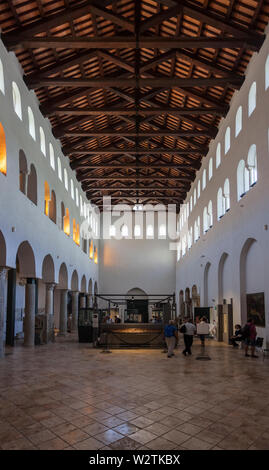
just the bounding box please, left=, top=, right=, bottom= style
left=74, top=437, right=104, bottom=450
left=95, top=429, right=124, bottom=445
left=162, top=429, right=190, bottom=446
left=146, top=437, right=176, bottom=450
left=183, top=437, right=213, bottom=450
left=130, top=429, right=159, bottom=445
left=61, top=429, right=90, bottom=445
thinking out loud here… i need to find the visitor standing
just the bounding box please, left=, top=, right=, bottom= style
left=164, top=320, right=178, bottom=358
left=243, top=318, right=258, bottom=358
left=181, top=318, right=196, bottom=356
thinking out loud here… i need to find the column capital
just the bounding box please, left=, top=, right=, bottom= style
left=46, top=282, right=56, bottom=291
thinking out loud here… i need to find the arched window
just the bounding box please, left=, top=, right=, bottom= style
left=216, top=143, right=221, bottom=168
left=40, top=127, right=46, bottom=156
left=49, top=190, right=56, bottom=224
left=12, top=82, right=22, bottom=119
left=80, top=196, right=83, bottom=215
left=146, top=224, right=154, bottom=238
left=49, top=143, right=55, bottom=170
left=64, top=169, right=68, bottom=190
left=109, top=225, right=116, bottom=237
left=159, top=224, right=166, bottom=237
left=190, top=196, right=193, bottom=212
left=217, top=187, right=224, bottom=220
left=203, top=207, right=208, bottom=234
left=89, top=240, right=93, bottom=259
left=177, top=242, right=181, bottom=261
left=225, top=127, right=230, bottom=154
left=0, top=123, right=7, bottom=175
left=247, top=144, right=258, bottom=186
left=235, top=106, right=242, bottom=137
left=182, top=235, right=186, bottom=256
left=76, top=189, right=79, bottom=206
left=208, top=158, right=213, bottom=180
left=188, top=227, right=193, bottom=249
left=70, top=179, right=74, bottom=199
left=202, top=169, right=206, bottom=190
left=208, top=201, right=213, bottom=227
left=121, top=224, right=128, bottom=237
left=28, top=107, right=35, bottom=140
left=223, top=178, right=230, bottom=212
left=27, top=164, right=37, bottom=205
left=197, top=180, right=201, bottom=199
left=0, top=59, right=4, bottom=94
left=133, top=224, right=140, bottom=237
left=63, top=208, right=70, bottom=236
left=19, top=150, right=28, bottom=194
left=44, top=181, right=50, bottom=216
left=94, top=247, right=98, bottom=264
left=265, top=55, right=269, bottom=90
left=193, top=188, right=197, bottom=206
left=248, top=82, right=256, bottom=116
left=57, top=157, right=62, bottom=181
left=237, top=160, right=248, bottom=200
left=73, top=220, right=80, bottom=246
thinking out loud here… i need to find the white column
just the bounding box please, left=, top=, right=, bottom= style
left=59, top=289, right=68, bottom=336
left=80, top=295, right=86, bottom=309
left=24, top=279, right=36, bottom=347
left=0, top=268, right=8, bottom=358
left=71, top=291, right=79, bottom=332
left=86, top=295, right=92, bottom=308
left=45, top=283, right=56, bottom=342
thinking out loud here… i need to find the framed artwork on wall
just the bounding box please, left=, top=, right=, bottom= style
left=246, top=292, right=265, bottom=327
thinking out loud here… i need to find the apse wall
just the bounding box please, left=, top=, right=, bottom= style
left=99, top=212, right=176, bottom=298
left=0, top=38, right=99, bottom=332
left=176, top=26, right=269, bottom=344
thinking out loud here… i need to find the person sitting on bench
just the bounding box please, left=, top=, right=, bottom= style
left=230, top=324, right=243, bottom=347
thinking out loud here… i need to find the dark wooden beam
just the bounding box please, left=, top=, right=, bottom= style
left=86, top=187, right=185, bottom=191
left=71, top=163, right=196, bottom=170
left=6, top=36, right=263, bottom=51
left=54, top=126, right=212, bottom=139
left=28, top=76, right=244, bottom=90
left=63, top=145, right=207, bottom=157
left=77, top=175, right=192, bottom=182
left=53, top=106, right=226, bottom=117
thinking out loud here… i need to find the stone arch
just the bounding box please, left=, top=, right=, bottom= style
left=240, top=238, right=257, bottom=324
left=58, top=263, right=68, bottom=289
left=88, top=278, right=92, bottom=295
left=16, top=241, right=36, bottom=278
left=71, top=270, right=79, bottom=291
left=42, top=254, right=55, bottom=283
left=80, top=275, right=87, bottom=293
left=94, top=281, right=98, bottom=295
left=19, top=150, right=28, bottom=194
left=0, top=230, right=6, bottom=266
left=49, top=190, right=56, bottom=224
left=27, top=164, right=37, bottom=205
left=218, top=252, right=229, bottom=304
left=126, top=287, right=147, bottom=299
left=203, top=262, right=211, bottom=307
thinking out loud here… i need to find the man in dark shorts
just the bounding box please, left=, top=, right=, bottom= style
left=244, top=318, right=258, bottom=358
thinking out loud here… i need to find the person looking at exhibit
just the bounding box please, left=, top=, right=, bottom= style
left=180, top=317, right=196, bottom=356
left=243, top=318, right=258, bottom=358
left=164, top=320, right=178, bottom=358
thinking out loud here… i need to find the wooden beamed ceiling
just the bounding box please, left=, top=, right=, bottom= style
left=0, top=0, right=268, bottom=209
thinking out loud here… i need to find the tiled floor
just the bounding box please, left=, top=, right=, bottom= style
left=0, top=336, right=269, bottom=450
